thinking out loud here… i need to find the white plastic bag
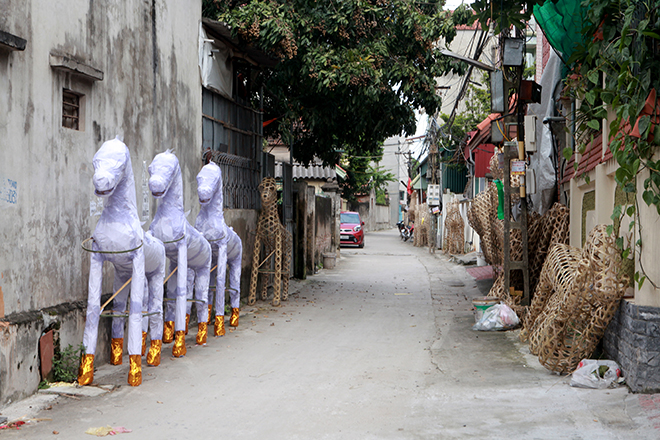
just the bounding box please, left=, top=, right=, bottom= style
left=472, top=303, right=520, bottom=331
left=570, top=359, right=622, bottom=389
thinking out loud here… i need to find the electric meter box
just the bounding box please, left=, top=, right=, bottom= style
left=427, top=184, right=440, bottom=206
left=503, top=38, right=525, bottom=67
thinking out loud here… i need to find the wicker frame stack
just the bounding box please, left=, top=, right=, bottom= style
left=525, top=225, right=628, bottom=373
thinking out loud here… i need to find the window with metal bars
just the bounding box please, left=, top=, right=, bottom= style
left=202, top=86, right=263, bottom=210
left=62, top=89, right=81, bottom=130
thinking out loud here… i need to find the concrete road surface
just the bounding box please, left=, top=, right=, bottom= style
left=2, top=229, right=660, bottom=439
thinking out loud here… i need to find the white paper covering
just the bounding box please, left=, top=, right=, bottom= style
left=195, top=162, right=242, bottom=316
left=83, top=138, right=166, bottom=357
left=149, top=151, right=212, bottom=333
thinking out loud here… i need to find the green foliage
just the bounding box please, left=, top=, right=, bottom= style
left=561, top=0, right=660, bottom=286
left=203, top=0, right=473, bottom=165
left=369, top=164, right=396, bottom=204
left=523, top=62, right=536, bottom=80
left=565, top=0, right=660, bottom=208
left=472, top=0, right=543, bottom=34
left=52, top=343, right=85, bottom=383
left=338, top=146, right=395, bottom=203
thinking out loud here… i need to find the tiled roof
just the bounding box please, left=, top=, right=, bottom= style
left=562, top=133, right=603, bottom=183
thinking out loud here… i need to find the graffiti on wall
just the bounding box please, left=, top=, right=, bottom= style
left=0, top=175, right=18, bottom=206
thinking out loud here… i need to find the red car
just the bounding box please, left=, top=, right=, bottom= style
left=340, top=211, right=365, bottom=248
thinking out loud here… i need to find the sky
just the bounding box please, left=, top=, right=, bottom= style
left=444, top=0, right=473, bottom=10
left=392, top=0, right=475, bottom=159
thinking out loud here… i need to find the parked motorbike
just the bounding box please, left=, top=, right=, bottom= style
left=396, top=221, right=412, bottom=242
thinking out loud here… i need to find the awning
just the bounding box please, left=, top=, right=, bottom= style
left=411, top=173, right=427, bottom=190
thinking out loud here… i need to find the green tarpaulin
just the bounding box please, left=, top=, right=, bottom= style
left=533, top=0, right=587, bottom=63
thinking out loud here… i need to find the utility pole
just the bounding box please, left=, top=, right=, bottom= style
left=428, top=141, right=438, bottom=254
left=426, top=120, right=441, bottom=254
left=395, top=148, right=414, bottom=203
left=498, top=30, right=534, bottom=307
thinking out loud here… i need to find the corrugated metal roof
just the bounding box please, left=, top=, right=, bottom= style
left=275, top=162, right=337, bottom=182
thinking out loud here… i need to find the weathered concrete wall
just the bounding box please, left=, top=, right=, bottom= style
left=0, top=0, right=202, bottom=405
left=223, top=209, right=258, bottom=304
left=306, top=186, right=316, bottom=274
left=315, top=195, right=332, bottom=265
left=292, top=181, right=308, bottom=279
left=372, top=204, right=390, bottom=231
left=635, top=162, right=660, bottom=308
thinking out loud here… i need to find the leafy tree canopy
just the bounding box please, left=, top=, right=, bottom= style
left=203, top=0, right=473, bottom=165
left=471, top=0, right=542, bottom=34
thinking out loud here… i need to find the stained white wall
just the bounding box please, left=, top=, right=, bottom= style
left=0, top=0, right=202, bottom=404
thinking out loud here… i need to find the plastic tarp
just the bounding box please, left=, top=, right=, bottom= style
left=533, top=0, right=587, bottom=62
left=199, top=24, right=232, bottom=98
left=527, top=50, right=563, bottom=215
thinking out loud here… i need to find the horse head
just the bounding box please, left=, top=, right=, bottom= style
left=258, top=177, right=278, bottom=207
left=197, top=162, right=222, bottom=206
left=149, top=150, right=179, bottom=199
left=92, top=137, right=130, bottom=197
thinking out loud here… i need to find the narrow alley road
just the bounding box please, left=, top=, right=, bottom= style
left=3, top=229, right=660, bottom=439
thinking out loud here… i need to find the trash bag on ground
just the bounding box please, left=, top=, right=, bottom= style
left=472, top=303, right=519, bottom=331
left=570, top=359, right=622, bottom=389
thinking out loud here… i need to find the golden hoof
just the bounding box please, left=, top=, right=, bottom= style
left=78, top=354, right=94, bottom=386
left=163, top=321, right=174, bottom=343
left=230, top=308, right=240, bottom=327
left=141, top=331, right=147, bottom=356
left=172, top=331, right=187, bottom=357
left=146, top=339, right=162, bottom=367
left=196, top=322, right=208, bottom=346
left=128, top=355, right=142, bottom=387
left=214, top=315, right=225, bottom=337
left=110, top=338, right=123, bottom=365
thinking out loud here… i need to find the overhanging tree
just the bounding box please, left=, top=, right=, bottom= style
left=203, top=0, right=472, bottom=165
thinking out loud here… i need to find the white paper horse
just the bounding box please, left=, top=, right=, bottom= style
left=194, top=162, right=243, bottom=335
left=79, top=137, right=166, bottom=387
left=148, top=150, right=212, bottom=356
